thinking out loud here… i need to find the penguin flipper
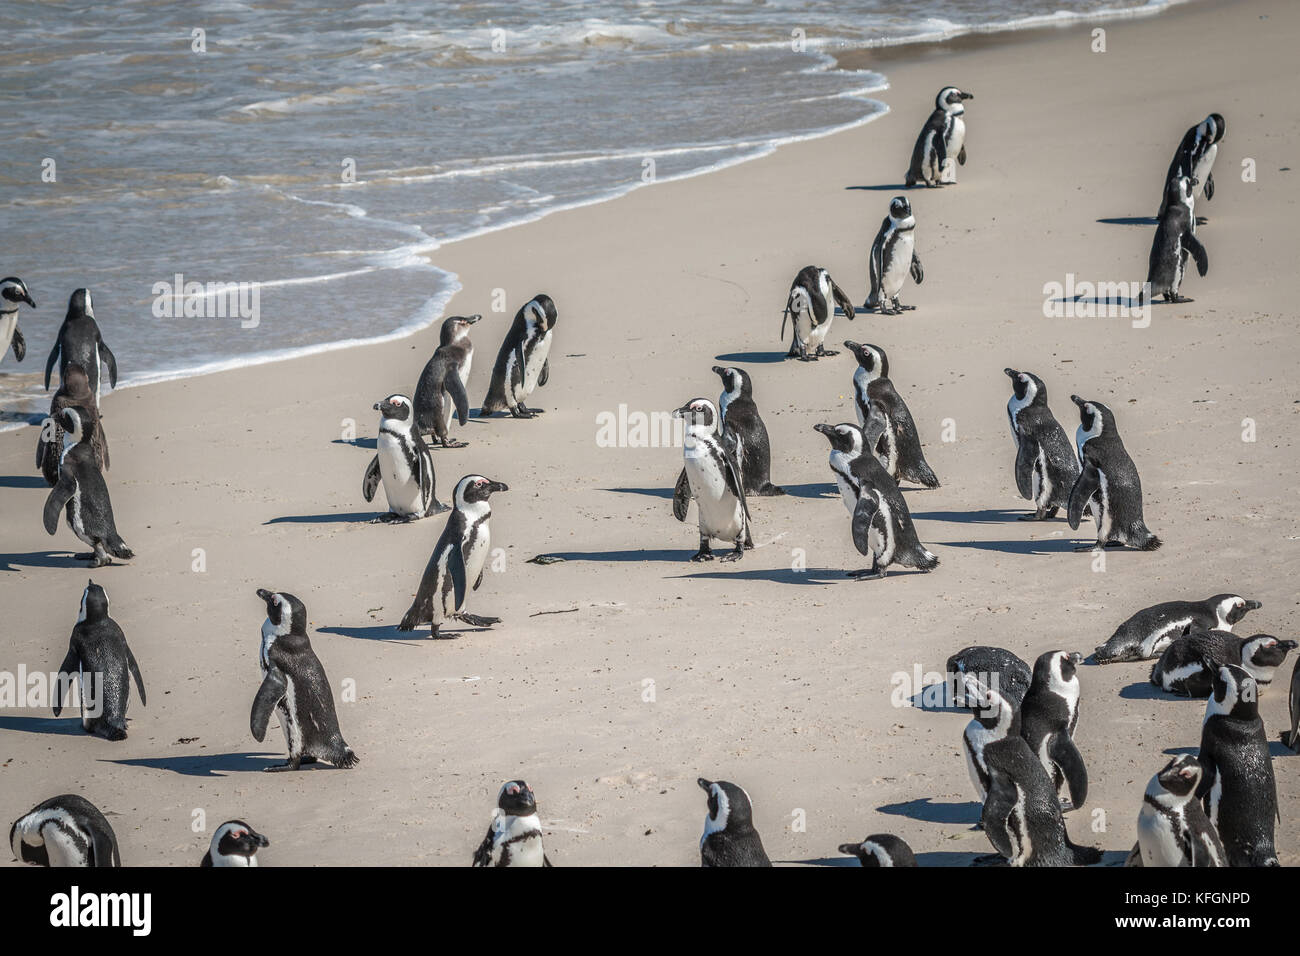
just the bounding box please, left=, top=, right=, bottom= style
left=43, top=472, right=77, bottom=536
left=99, top=341, right=118, bottom=390
left=1203, top=172, right=1214, bottom=201
left=1185, top=233, right=1209, bottom=276
left=543, top=854, right=553, bottom=867
left=720, top=434, right=752, bottom=531
left=981, top=777, right=1017, bottom=860
left=250, top=667, right=288, bottom=742
left=449, top=542, right=468, bottom=614
left=53, top=646, right=79, bottom=717
left=910, top=253, right=924, bottom=285
left=538, top=358, right=550, bottom=389
left=11, top=326, right=24, bottom=362
left=672, top=467, right=691, bottom=522
left=91, top=827, right=119, bottom=868
left=957, top=144, right=967, bottom=166
left=44, top=341, right=60, bottom=390
left=445, top=372, right=470, bottom=427
left=1049, top=732, right=1088, bottom=808
left=830, top=280, right=857, bottom=323
left=415, top=441, right=436, bottom=514
left=126, top=643, right=146, bottom=707
left=1013, top=435, right=1038, bottom=501
left=1066, top=464, right=1100, bottom=531
left=471, top=825, right=496, bottom=867
left=851, top=493, right=880, bottom=557
left=362, top=455, right=382, bottom=503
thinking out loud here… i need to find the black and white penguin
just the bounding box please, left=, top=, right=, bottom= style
left=1004, top=368, right=1079, bottom=520
left=398, top=474, right=507, bottom=637
left=36, top=364, right=109, bottom=487
left=814, top=421, right=937, bottom=578
left=44, top=288, right=118, bottom=403
left=0, top=275, right=35, bottom=364
left=1151, top=631, right=1297, bottom=697
left=947, top=645, right=1033, bottom=711
left=1197, top=664, right=1279, bottom=867
left=1094, top=594, right=1261, bottom=664
left=1132, top=755, right=1225, bottom=867
left=480, top=294, right=556, bottom=418
left=698, top=778, right=771, bottom=867
left=52, top=580, right=145, bottom=741
left=471, top=780, right=552, bottom=867
left=1287, top=657, right=1300, bottom=752
left=10, top=795, right=121, bottom=867
left=837, top=833, right=917, bottom=867
left=1158, top=113, right=1226, bottom=217
left=845, top=341, right=939, bottom=488
left=251, top=588, right=359, bottom=771
left=1019, top=651, right=1087, bottom=810
left=1142, top=176, right=1208, bottom=304
left=672, top=398, right=752, bottom=562
left=42, top=406, right=133, bottom=567
left=780, top=265, right=857, bottom=361
left=413, top=314, right=479, bottom=447
left=905, top=86, right=974, bottom=187
left=362, top=394, right=443, bottom=522
left=1067, top=396, right=1161, bottom=551
left=712, top=365, right=783, bottom=496
left=200, top=821, right=269, bottom=867
left=864, top=197, right=924, bottom=314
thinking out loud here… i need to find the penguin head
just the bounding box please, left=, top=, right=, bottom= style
left=698, top=778, right=755, bottom=837
left=374, top=394, right=413, bottom=422
left=521, top=294, right=558, bottom=332
left=9, top=813, right=48, bottom=867
left=496, top=780, right=538, bottom=817
left=1004, top=368, right=1045, bottom=407
left=711, top=365, right=751, bottom=401
left=1213, top=594, right=1261, bottom=627
left=1070, top=395, right=1114, bottom=446
left=66, top=288, right=93, bottom=321
left=79, top=580, right=110, bottom=624
left=837, top=833, right=915, bottom=867
left=1206, top=663, right=1258, bottom=720
left=961, top=673, right=1018, bottom=736
left=255, top=589, right=306, bottom=636
left=209, top=820, right=269, bottom=864
left=0, top=276, right=35, bottom=310
left=1241, top=634, right=1298, bottom=672
left=886, top=197, right=912, bottom=224
left=843, top=340, right=887, bottom=379
left=59, top=406, right=95, bottom=446
left=439, top=314, right=480, bottom=346
left=1034, top=649, right=1082, bottom=693
left=1208, top=113, right=1226, bottom=144
left=455, top=474, right=508, bottom=508
left=1154, top=754, right=1202, bottom=799
left=672, top=397, right=718, bottom=432
left=814, top=422, right=864, bottom=457
left=937, top=86, right=972, bottom=112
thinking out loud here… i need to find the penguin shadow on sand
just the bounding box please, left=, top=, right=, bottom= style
left=0, top=715, right=86, bottom=736
left=934, top=537, right=1082, bottom=556
left=878, top=797, right=983, bottom=827
left=0, top=549, right=90, bottom=572
left=540, top=547, right=693, bottom=563
left=911, top=508, right=1027, bottom=525
left=683, top=565, right=908, bottom=585
left=0, top=474, right=48, bottom=489
left=1048, top=292, right=1145, bottom=311
left=331, top=436, right=377, bottom=449
left=844, top=183, right=912, bottom=191
left=317, top=623, right=458, bottom=645
left=108, top=751, right=284, bottom=777
left=1096, top=215, right=1159, bottom=226
left=1118, top=680, right=1191, bottom=701
left=712, top=350, right=787, bottom=365
left=264, top=511, right=383, bottom=525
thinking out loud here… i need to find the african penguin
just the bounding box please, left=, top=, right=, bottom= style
left=1133, top=755, right=1225, bottom=867
left=471, top=780, right=552, bottom=867
left=201, top=821, right=269, bottom=867
left=864, top=197, right=924, bottom=314
left=251, top=588, right=359, bottom=771
left=672, top=398, right=752, bottom=562
left=1158, top=113, right=1225, bottom=217
left=780, top=265, right=856, bottom=361
left=36, top=363, right=109, bottom=487
left=712, top=365, right=784, bottom=496
left=1141, top=175, right=1208, bottom=304
left=42, top=406, right=133, bottom=567
left=398, top=474, right=507, bottom=637
left=837, top=833, right=917, bottom=867
left=1094, top=594, right=1261, bottom=664
left=1067, top=396, right=1161, bottom=551
left=1019, top=651, right=1087, bottom=811
left=44, top=288, right=118, bottom=404
left=1004, top=368, right=1079, bottom=520
left=1151, top=631, right=1296, bottom=697
left=845, top=341, right=939, bottom=488
left=905, top=86, right=974, bottom=187
left=1287, top=657, right=1300, bottom=752
left=52, top=580, right=145, bottom=740
left=0, top=275, right=35, bottom=364
left=10, top=795, right=121, bottom=867
left=413, top=314, right=479, bottom=447
left=698, top=778, right=771, bottom=867
left=947, top=645, right=1033, bottom=711
left=480, top=294, right=556, bottom=418
left=362, top=394, right=444, bottom=522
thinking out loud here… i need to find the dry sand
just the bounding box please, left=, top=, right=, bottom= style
left=2, top=0, right=1296, bottom=866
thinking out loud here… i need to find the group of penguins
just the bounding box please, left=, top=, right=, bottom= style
left=1, top=85, right=1288, bottom=866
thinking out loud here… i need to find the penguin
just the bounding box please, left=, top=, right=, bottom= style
left=0, top=275, right=35, bottom=364
left=845, top=341, right=939, bottom=488
left=251, top=588, right=359, bottom=772
left=698, top=778, right=771, bottom=867
left=42, top=406, right=133, bottom=567
left=9, top=795, right=121, bottom=867
left=1158, top=113, right=1226, bottom=217
left=1019, top=651, right=1087, bottom=810
left=780, top=265, right=857, bottom=361
left=201, top=821, right=269, bottom=867
left=813, top=421, right=937, bottom=578
left=1131, top=755, right=1226, bottom=867
left=712, top=365, right=784, bottom=496
left=480, top=294, right=556, bottom=418
left=471, top=780, right=552, bottom=867
left=413, top=314, right=479, bottom=447
left=947, top=645, right=1033, bottom=711
left=837, top=833, right=917, bottom=867
left=1286, top=657, right=1300, bottom=752
left=361, top=394, right=444, bottom=522
left=864, top=197, right=924, bottom=314
left=905, top=86, right=974, bottom=187
left=52, top=580, right=145, bottom=741
left=1197, top=664, right=1279, bottom=867
left=962, top=675, right=1101, bottom=867
left=36, top=363, right=109, bottom=487
left=1067, top=396, right=1161, bottom=551
left=398, top=474, right=507, bottom=637
left=1004, top=368, right=1079, bottom=520
left=1094, top=594, right=1261, bottom=664
left=1141, top=175, right=1208, bottom=304
left=1151, top=631, right=1297, bottom=697
left=672, top=398, right=752, bottom=562
left=44, top=288, right=118, bottom=403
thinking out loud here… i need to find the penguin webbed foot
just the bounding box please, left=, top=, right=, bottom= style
left=371, top=512, right=402, bottom=524
left=265, top=757, right=302, bottom=773
left=690, top=541, right=714, bottom=562
left=455, top=612, right=500, bottom=628
left=439, top=438, right=469, bottom=449
left=720, top=544, right=743, bottom=562
left=815, top=346, right=838, bottom=357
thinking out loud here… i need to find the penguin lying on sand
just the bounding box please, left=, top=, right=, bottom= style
left=10, top=795, right=121, bottom=867
left=1094, top=594, right=1261, bottom=664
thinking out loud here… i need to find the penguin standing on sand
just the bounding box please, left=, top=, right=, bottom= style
left=414, top=314, right=479, bottom=447
left=362, top=394, right=443, bottom=521
left=781, top=265, right=857, bottom=361
left=1142, top=176, right=1208, bottom=304
left=1151, top=631, right=1296, bottom=697
left=398, top=474, right=507, bottom=637
left=10, top=795, right=121, bottom=867
left=251, top=588, right=359, bottom=772
left=1067, top=396, right=1161, bottom=551
left=1004, top=368, right=1078, bottom=520
left=1158, top=113, right=1225, bottom=217
left=472, top=780, right=552, bottom=867
left=1286, top=658, right=1300, bottom=752
left=1019, top=651, right=1087, bottom=810
left=712, top=365, right=784, bottom=496
left=1094, top=594, right=1261, bottom=664
left=480, top=294, right=556, bottom=418
left=837, top=834, right=917, bottom=867
left=948, top=646, right=1033, bottom=711
left=42, top=406, right=133, bottom=567
left=698, top=778, right=771, bottom=867
left=201, top=821, right=269, bottom=867
left=0, top=276, right=35, bottom=364
left=44, top=289, right=118, bottom=403
left=53, top=580, right=145, bottom=741
left=864, top=198, right=924, bottom=314
left=1197, top=664, right=1279, bottom=867
left=1133, top=755, right=1225, bottom=867
left=36, top=364, right=109, bottom=487
left=672, top=398, right=752, bottom=562
left=906, top=87, right=974, bottom=187
left=845, top=341, right=939, bottom=487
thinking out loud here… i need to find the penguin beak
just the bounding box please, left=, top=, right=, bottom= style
left=1003, top=368, right=1017, bottom=379
left=1070, top=395, right=1086, bottom=407
left=376, top=400, right=397, bottom=417
left=813, top=423, right=834, bottom=437
left=837, top=843, right=859, bottom=856
left=1245, top=600, right=1262, bottom=610
left=247, top=830, right=270, bottom=849
left=672, top=405, right=691, bottom=420
left=961, top=92, right=974, bottom=99
left=255, top=588, right=273, bottom=602
left=466, top=314, right=481, bottom=324
left=1067, top=652, right=1083, bottom=665
left=22, top=292, right=35, bottom=307
left=710, top=366, right=726, bottom=377
left=486, top=480, right=508, bottom=494
left=697, top=777, right=713, bottom=792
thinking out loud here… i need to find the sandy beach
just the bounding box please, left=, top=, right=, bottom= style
left=2, top=0, right=1296, bottom=866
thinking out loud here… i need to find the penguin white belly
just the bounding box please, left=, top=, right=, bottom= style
left=881, top=234, right=914, bottom=298
left=686, top=458, right=742, bottom=540
left=1142, top=618, right=1192, bottom=657
left=377, top=432, right=421, bottom=515
left=280, top=675, right=304, bottom=755
left=941, top=117, right=965, bottom=182
left=1192, top=145, right=1216, bottom=197
left=1138, top=809, right=1184, bottom=867
left=963, top=723, right=990, bottom=798
left=872, top=497, right=896, bottom=565
left=1007, top=790, right=1029, bottom=864
left=458, top=522, right=491, bottom=611
left=1095, top=471, right=1112, bottom=540
left=1033, top=450, right=1049, bottom=506
left=515, top=333, right=552, bottom=401
left=829, top=452, right=857, bottom=514
left=793, top=309, right=814, bottom=349
left=0, top=314, right=15, bottom=358
left=68, top=486, right=91, bottom=546
left=39, top=820, right=87, bottom=867
left=807, top=313, right=831, bottom=349
left=922, top=130, right=941, bottom=181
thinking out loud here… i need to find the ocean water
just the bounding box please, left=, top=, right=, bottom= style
left=0, top=0, right=1185, bottom=429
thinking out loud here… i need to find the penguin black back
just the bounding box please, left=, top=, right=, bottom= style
left=699, top=778, right=770, bottom=867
